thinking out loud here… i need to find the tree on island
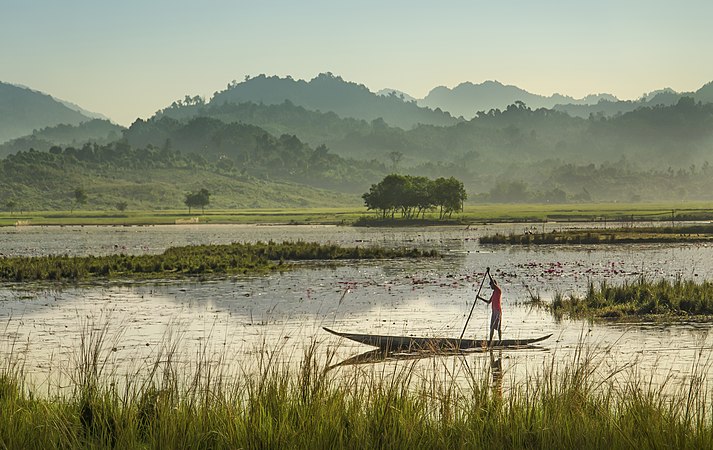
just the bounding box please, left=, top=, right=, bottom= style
left=184, top=188, right=211, bottom=214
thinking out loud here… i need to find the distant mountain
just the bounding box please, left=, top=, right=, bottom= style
left=54, top=98, right=110, bottom=121
left=552, top=88, right=695, bottom=119
left=376, top=88, right=417, bottom=103
left=695, top=81, right=713, bottom=104
left=210, top=73, right=459, bottom=129
left=154, top=99, right=372, bottom=150
left=0, top=82, right=96, bottom=143
left=418, top=80, right=617, bottom=118
left=0, top=119, right=124, bottom=158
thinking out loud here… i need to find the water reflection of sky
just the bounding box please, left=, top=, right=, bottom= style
left=1, top=224, right=712, bottom=393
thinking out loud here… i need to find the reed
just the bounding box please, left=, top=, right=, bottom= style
left=1, top=319, right=712, bottom=449
left=543, top=276, right=713, bottom=319
left=480, top=224, right=713, bottom=245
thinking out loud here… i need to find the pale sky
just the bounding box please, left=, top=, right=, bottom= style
left=2, top=0, right=712, bottom=126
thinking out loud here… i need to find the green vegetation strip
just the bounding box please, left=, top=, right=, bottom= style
left=481, top=224, right=713, bottom=245
left=0, top=241, right=435, bottom=282
left=1, top=337, right=712, bottom=449
left=4, top=202, right=713, bottom=227
left=542, top=277, right=713, bottom=319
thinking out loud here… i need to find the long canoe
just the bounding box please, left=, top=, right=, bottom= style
left=324, top=327, right=552, bottom=351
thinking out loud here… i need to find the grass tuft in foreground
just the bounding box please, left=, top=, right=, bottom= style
left=0, top=241, right=436, bottom=282
left=1, top=320, right=713, bottom=449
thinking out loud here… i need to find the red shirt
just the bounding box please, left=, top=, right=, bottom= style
left=490, top=285, right=502, bottom=312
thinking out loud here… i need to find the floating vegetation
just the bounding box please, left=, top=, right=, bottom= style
left=0, top=241, right=436, bottom=282
left=538, top=276, right=713, bottom=319
left=480, top=224, right=713, bottom=245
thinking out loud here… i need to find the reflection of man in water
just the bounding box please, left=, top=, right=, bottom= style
left=477, top=275, right=502, bottom=346
left=490, top=349, right=503, bottom=398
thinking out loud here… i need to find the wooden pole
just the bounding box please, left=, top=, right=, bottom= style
left=460, top=267, right=490, bottom=341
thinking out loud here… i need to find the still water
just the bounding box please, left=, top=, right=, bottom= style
left=1, top=224, right=712, bottom=392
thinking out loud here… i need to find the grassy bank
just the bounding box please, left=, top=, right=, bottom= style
left=481, top=223, right=713, bottom=245
left=0, top=241, right=435, bottom=282
left=3, top=201, right=713, bottom=227
left=1, top=327, right=711, bottom=449
left=537, top=276, right=713, bottom=320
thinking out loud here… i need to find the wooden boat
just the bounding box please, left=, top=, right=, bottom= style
left=324, top=327, right=552, bottom=351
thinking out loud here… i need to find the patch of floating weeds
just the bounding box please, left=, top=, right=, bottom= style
left=0, top=241, right=437, bottom=282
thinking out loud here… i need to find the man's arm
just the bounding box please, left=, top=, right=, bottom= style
left=477, top=295, right=491, bottom=304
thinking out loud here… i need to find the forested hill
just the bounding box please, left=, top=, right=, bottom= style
left=0, top=82, right=95, bottom=143
left=154, top=99, right=372, bottom=150
left=0, top=120, right=381, bottom=211
left=124, top=115, right=385, bottom=192
left=0, top=119, right=124, bottom=158
left=208, top=73, right=460, bottom=129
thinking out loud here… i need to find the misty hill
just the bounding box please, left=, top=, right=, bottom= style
left=553, top=89, right=685, bottom=118
left=0, top=119, right=124, bottom=158
left=377, top=88, right=417, bottom=103
left=552, top=83, right=713, bottom=118
left=0, top=82, right=96, bottom=144
left=209, top=73, right=459, bottom=129
left=123, top=116, right=386, bottom=193
left=0, top=144, right=358, bottom=211
left=418, top=80, right=617, bottom=118
left=324, top=97, right=713, bottom=195
left=154, top=99, right=372, bottom=150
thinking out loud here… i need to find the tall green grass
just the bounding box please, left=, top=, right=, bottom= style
left=545, top=276, right=713, bottom=319
left=1, top=320, right=712, bottom=449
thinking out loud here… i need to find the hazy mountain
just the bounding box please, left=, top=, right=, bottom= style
left=553, top=88, right=690, bottom=118
left=376, top=88, right=417, bottom=103
left=210, top=73, right=459, bottom=129
left=153, top=99, right=372, bottom=150
left=695, top=81, right=713, bottom=104
left=0, top=82, right=96, bottom=143
left=123, top=115, right=386, bottom=193
left=418, top=80, right=617, bottom=118
left=0, top=119, right=124, bottom=158
left=54, top=98, right=110, bottom=121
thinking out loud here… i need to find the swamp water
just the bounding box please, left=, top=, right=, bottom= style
left=1, top=224, right=713, bottom=394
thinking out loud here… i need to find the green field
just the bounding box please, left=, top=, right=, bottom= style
left=2, top=202, right=713, bottom=227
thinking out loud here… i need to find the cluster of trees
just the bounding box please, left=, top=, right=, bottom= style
left=362, top=174, right=466, bottom=220
left=184, top=188, right=210, bottom=214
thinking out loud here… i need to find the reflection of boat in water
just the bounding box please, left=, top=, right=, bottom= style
left=327, top=342, right=547, bottom=370
left=323, top=327, right=552, bottom=352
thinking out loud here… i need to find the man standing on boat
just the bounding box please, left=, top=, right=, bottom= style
left=477, top=274, right=502, bottom=346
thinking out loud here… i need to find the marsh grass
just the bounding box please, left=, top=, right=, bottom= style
left=1, top=317, right=713, bottom=449
left=481, top=223, right=713, bottom=245
left=0, top=240, right=436, bottom=282
left=542, top=276, right=713, bottom=320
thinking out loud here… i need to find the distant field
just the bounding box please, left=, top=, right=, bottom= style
left=2, top=202, right=713, bottom=227
left=462, top=202, right=713, bottom=222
